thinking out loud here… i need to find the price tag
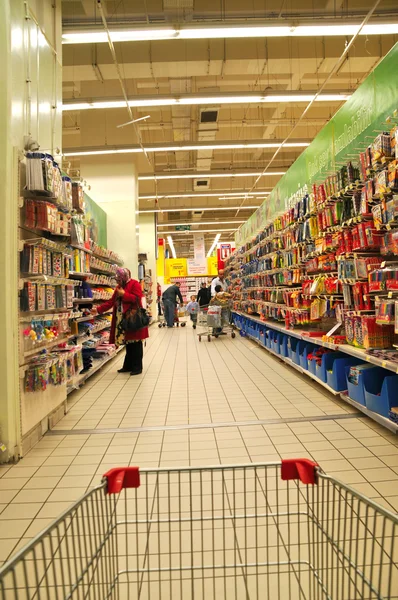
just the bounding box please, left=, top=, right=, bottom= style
left=366, top=356, right=371, bottom=362
left=382, top=361, right=387, bottom=368
left=381, top=261, right=386, bottom=268
left=388, top=292, right=393, bottom=299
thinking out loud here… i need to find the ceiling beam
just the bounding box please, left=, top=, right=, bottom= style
left=62, top=138, right=310, bottom=157
left=62, top=90, right=351, bottom=111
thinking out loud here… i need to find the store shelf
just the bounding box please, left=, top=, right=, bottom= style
left=234, top=312, right=398, bottom=433
left=91, top=251, right=123, bottom=266
left=340, top=394, right=398, bottom=434
left=69, top=272, right=92, bottom=279
left=23, top=335, right=70, bottom=359
left=70, top=244, right=92, bottom=254
left=20, top=274, right=80, bottom=286
left=234, top=311, right=398, bottom=374
left=20, top=309, right=72, bottom=320
left=67, top=346, right=124, bottom=395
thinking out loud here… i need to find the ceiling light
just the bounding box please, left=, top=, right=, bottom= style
left=167, top=235, right=177, bottom=259
left=62, top=23, right=398, bottom=45
left=158, top=220, right=245, bottom=227
left=170, top=228, right=238, bottom=234
left=140, top=191, right=270, bottom=200
left=138, top=171, right=285, bottom=180
left=62, top=94, right=349, bottom=112
left=62, top=141, right=308, bottom=157
left=140, top=206, right=261, bottom=213
left=207, top=233, right=221, bottom=257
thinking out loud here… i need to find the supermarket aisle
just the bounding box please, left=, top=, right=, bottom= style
left=1, top=325, right=398, bottom=567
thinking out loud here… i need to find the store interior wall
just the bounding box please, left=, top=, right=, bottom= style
left=138, top=213, right=157, bottom=316
left=80, top=156, right=139, bottom=279
left=0, top=0, right=62, bottom=462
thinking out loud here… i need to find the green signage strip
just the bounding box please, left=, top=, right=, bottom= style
left=84, top=192, right=108, bottom=248
left=236, top=42, right=398, bottom=245
left=175, top=225, right=191, bottom=231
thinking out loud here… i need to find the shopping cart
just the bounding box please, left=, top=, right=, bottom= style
left=197, top=303, right=236, bottom=342
left=174, top=304, right=186, bottom=327
left=1, top=460, right=397, bottom=599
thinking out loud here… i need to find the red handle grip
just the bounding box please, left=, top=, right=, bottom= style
left=103, top=467, right=140, bottom=494
left=281, top=459, right=318, bottom=485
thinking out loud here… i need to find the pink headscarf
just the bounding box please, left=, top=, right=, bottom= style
left=116, top=268, right=131, bottom=287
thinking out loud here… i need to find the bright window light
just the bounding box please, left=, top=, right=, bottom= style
left=138, top=172, right=285, bottom=181
left=62, top=23, right=398, bottom=45
left=62, top=142, right=308, bottom=158
left=169, top=228, right=237, bottom=234
left=62, top=94, right=349, bottom=112
left=166, top=235, right=177, bottom=259
left=207, top=233, right=222, bottom=257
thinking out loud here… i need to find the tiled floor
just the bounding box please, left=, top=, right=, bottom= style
left=1, top=325, right=398, bottom=597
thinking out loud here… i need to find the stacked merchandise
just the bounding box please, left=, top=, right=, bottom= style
left=19, top=155, right=123, bottom=407
left=228, top=127, right=398, bottom=358
left=170, top=276, right=208, bottom=301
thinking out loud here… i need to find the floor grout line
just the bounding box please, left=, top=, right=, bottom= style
left=46, top=412, right=365, bottom=436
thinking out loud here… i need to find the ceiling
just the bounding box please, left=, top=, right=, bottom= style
left=60, top=0, right=398, bottom=254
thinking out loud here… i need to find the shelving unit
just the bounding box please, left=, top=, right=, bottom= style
left=227, top=116, right=398, bottom=433
left=18, top=159, right=125, bottom=441
left=170, top=276, right=208, bottom=301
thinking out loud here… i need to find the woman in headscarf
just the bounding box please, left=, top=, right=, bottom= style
left=95, top=267, right=149, bottom=375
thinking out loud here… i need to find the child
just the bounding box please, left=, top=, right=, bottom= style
left=210, top=285, right=232, bottom=334
left=186, top=295, right=199, bottom=329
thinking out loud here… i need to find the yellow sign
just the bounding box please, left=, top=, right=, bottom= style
left=165, top=258, right=187, bottom=279
left=207, top=256, right=218, bottom=276
left=156, top=240, right=165, bottom=278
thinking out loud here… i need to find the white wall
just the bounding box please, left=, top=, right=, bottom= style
left=139, top=213, right=157, bottom=316
left=80, top=156, right=139, bottom=279
left=0, top=0, right=62, bottom=461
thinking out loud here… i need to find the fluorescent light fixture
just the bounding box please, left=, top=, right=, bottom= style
left=139, top=171, right=285, bottom=181
left=207, top=233, right=222, bottom=257
left=167, top=235, right=177, bottom=259
left=140, top=206, right=261, bottom=213
left=158, top=220, right=245, bottom=227
left=63, top=142, right=308, bottom=157
left=62, top=95, right=349, bottom=112
left=117, top=115, right=150, bottom=128
left=140, top=191, right=270, bottom=200
left=62, top=23, right=398, bottom=45
left=169, top=228, right=238, bottom=234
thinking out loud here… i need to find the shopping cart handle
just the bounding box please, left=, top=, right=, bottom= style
left=281, top=459, right=318, bottom=485
left=103, top=467, right=141, bottom=494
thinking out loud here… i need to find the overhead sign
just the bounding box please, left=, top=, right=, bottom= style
left=187, top=259, right=207, bottom=275
left=175, top=225, right=191, bottom=231
left=235, top=42, right=398, bottom=245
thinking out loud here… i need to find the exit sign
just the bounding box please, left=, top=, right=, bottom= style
left=175, top=225, right=191, bottom=231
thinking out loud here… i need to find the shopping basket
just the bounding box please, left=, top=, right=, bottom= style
left=0, top=460, right=397, bottom=599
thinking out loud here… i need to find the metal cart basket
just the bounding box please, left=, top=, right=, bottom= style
left=0, top=460, right=397, bottom=599
left=197, top=304, right=236, bottom=342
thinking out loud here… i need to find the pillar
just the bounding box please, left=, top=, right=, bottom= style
left=80, top=156, right=139, bottom=279
left=138, top=212, right=157, bottom=316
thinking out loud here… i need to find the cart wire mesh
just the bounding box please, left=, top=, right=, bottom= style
left=0, top=461, right=397, bottom=599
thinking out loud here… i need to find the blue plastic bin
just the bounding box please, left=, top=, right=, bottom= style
left=325, top=356, right=362, bottom=392
left=345, top=364, right=377, bottom=406
left=363, top=368, right=398, bottom=418
left=288, top=337, right=299, bottom=361
left=291, top=340, right=308, bottom=366
left=278, top=334, right=289, bottom=358
left=315, top=352, right=342, bottom=383
left=259, top=326, right=266, bottom=347
left=299, top=343, right=317, bottom=370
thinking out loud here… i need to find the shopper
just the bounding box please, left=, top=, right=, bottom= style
left=162, top=282, right=184, bottom=328
left=95, top=268, right=149, bottom=375
left=197, top=281, right=210, bottom=307
left=211, top=269, right=227, bottom=297
left=186, top=295, right=199, bottom=329
left=210, top=284, right=232, bottom=335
